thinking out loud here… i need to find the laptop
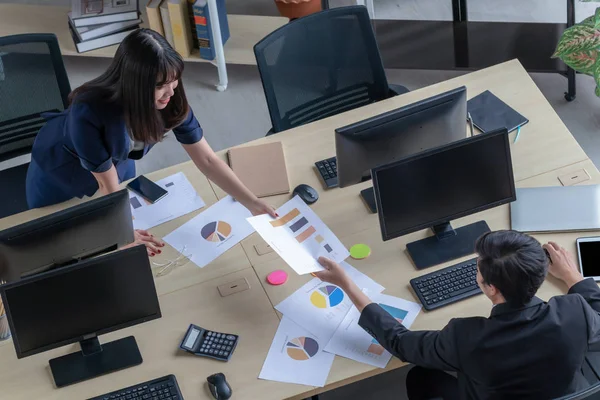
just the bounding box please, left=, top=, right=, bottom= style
left=510, top=185, right=600, bottom=233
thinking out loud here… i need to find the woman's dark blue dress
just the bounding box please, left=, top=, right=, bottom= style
left=26, top=99, right=203, bottom=208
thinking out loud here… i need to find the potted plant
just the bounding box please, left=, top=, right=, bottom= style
left=553, top=3, right=600, bottom=96
left=274, top=0, right=322, bottom=20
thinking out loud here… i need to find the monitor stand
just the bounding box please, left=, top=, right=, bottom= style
left=360, top=187, right=377, bottom=214
left=406, top=220, right=490, bottom=270
left=49, top=335, right=142, bottom=388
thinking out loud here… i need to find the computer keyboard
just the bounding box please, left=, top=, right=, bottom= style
left=410, top=258, right=482, bottom=311
left=88, top=374, right=183, bottom=400
left=315, top=157, right=338, bottom=188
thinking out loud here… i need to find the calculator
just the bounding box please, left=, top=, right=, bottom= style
left=179, top=324, right=239, bottom=361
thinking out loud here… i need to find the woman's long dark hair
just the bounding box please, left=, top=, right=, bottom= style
left=69, top=28, right=189, bottom=143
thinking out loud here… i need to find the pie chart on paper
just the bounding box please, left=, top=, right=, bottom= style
left=286, top=337, right=319, bottom=361
left=201, top=221, right=232, bottom=243
left=310, top=285, right=344, bottom=309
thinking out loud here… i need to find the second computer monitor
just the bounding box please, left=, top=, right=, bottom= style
left=0, top=245, right=161, bottom=387
left=336, top=86, right=467, bottom=188
left=372, top=128, right=516, bottom=269
left=0, top=190, right=134, bottom=282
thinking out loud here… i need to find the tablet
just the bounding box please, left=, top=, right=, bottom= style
left=576, top=237, right=600, bottom=280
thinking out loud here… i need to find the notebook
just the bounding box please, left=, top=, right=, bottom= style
left=467, top=90, right=528, bottom=134
left=227, top=142, right=290, bottom=198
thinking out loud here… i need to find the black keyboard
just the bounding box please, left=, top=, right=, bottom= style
left=410, top=258, right=482, bottom=311
left=315, top=157, right=338, bottom=188
left=88, top=375, right=183, bottom=400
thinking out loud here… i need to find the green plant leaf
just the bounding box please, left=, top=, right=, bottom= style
left=553, top=25, right=600, bottom=58
left=594, top=59, right=600, bottom=97
left=595, top=7, right=600, bottom=28
left=581, top=15, right=596, bottom=27
left=558, top=49, right=598, bottom=75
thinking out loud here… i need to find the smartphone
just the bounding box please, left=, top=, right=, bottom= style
left=127, top=175, right=168, bottom=204
left=576, top=237, right=600, bottom=281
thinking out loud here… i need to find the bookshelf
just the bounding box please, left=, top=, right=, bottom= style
left=0, top=3, right=287, bottom=91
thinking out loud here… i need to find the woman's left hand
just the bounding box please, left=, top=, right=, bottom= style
left=246, top=198, right=278, bottom=218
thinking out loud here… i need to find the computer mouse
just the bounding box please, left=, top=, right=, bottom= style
left=207, top=373, right=232, bottom=400
left=293, top=184, right=319, bottom=204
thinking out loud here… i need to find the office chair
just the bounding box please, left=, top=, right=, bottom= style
left=0, top=33, right=71, bottom=218
left=254, top=6, right=408, bottom=135
left=553, top=382, right=600, bottom=400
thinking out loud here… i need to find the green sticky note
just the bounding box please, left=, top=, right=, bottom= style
left=350, top=244, right=371, bottom=260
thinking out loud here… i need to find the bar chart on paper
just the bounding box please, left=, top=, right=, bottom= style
left=368, top=304, right=408, bottom=355
left=248, top=196, right=350, bottom=275
left=324, top=293, right=421, bottom=369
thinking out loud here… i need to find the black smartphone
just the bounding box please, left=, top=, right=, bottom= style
left=127, top=175, right=168, bottom=204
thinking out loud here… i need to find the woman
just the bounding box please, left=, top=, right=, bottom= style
left=26, top=29, right=275, bottom=255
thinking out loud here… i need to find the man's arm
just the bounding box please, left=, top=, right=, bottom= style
left=314, top=257, right=461, bottom=371
left=358, top=303, right=461, bottom=371
left=570, top=279, right=600, bottom=313
left=544, top=242, right=600, bottom=350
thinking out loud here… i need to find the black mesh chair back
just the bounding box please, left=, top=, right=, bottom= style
left=0, top=33, right=70, bottom=219
left=254, top=6, right=391, bottom=133
left=0, top=34, right=70, bottom=162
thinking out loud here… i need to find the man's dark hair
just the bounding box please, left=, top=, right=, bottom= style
left=475, top=230, right=548, bottom=306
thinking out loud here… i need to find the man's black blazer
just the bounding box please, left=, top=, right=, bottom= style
left=359, top=279, right=600, bottom=399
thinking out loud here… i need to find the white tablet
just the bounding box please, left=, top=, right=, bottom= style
left=576, top=237, right=600, bottom=281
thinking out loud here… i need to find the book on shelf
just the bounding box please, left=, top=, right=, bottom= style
left=70, top=0, right=140, bottom=27
left=68, top=25, right=138, bottom=53
left=160, top=0, right=175, bottom=46
left=186, top=0, right=198, bottom=47
left=168, top=0, right=193, bottom=57
left=192, top=0, right=229, bottom=60
left=68, top=13, right=142, bottom=41
left=146, top=0, right=165, bottom=36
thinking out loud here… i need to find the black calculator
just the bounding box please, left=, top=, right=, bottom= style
left=179, top=324, right=239, bottom=362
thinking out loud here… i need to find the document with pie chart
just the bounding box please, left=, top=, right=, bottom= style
left=259, top=316, right=334, bottom=387
left=324, top=293, right=422, bottom=368
left=247, top=196, right=350, bottom=275
left=275, top=262, right=385, bottom=344
left=163, top=196, right=254, bottom=268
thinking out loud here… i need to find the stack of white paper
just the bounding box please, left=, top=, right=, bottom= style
left=247, top=196, right=350, bottom=275
left=129, top=172, right=205, bottom=230
left=258, top=316, right=335, bottom=387
left=163, top=196, right=254, bottom=268
left=324, top=293, right=422, bottom=368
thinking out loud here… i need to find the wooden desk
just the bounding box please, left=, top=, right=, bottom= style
left=0, top=4, right=287, bottom=91
left=0, top=59, right=597, bottom=399
left=209, top=59, right=590, bottom=267
left=0, top=268, right=305, bottom=400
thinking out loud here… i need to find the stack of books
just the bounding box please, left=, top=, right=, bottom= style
left=146, top=0, right=229, bottom=60
left=68, top=0, right=143, bottom=53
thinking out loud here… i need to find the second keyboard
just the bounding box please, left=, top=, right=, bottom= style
left=410, top=258, right=482, bottom=311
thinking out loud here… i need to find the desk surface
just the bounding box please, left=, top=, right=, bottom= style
left=0, top=4, right=286, bottom=65
left=0, top=59, right=597, bottom=400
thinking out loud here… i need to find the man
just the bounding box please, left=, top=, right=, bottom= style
left=315, top=230, right=600, bottom=399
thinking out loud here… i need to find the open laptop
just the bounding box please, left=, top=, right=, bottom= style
left=510, top=185, right=600, bottom=233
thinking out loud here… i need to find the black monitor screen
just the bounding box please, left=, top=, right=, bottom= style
left=2, top=246, right=160, bottom=358
left=373, top=129, right=515, bottom=240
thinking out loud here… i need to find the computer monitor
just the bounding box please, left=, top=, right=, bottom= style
left=0, top=245, right=161, bottom=387
left=0, top=189, right=134, bottom=282
left=372, top=128, right=516, bottom=269
left=335, top=86, right=467, bottom=211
